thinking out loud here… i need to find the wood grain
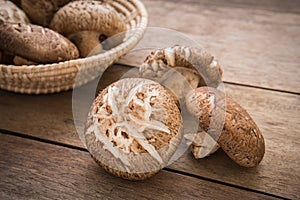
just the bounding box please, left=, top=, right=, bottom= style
left=0, top=64, right=299, bottom=198
left=150, top=0, right=300, bottom=14
left=136, top=0, right=300, bottom=93
left=0, top=133, right=276, bottom=200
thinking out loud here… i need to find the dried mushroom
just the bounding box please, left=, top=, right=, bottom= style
left=185, top=87, right=265, bottom=167
left=140, top=46, right=223, bottom=99
left=84, top=78, right=183, bottom=180
left=0, top=21, right=79, bottom=64
left=50, top=1, right=127, bottom=57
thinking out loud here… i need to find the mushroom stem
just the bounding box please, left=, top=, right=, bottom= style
left=185, top=131, right=220, bottom=159
left=13, top=56, right=37, bottom=65
left=68, top=31, right=103, bottom=58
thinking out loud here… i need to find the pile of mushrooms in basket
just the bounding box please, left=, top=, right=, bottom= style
left=0, top=0, right=126, bottom=65
left=0, top=1, right=265, bottom=181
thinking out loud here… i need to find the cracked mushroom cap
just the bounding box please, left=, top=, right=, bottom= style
left=0, top=0, right=29, bottom=23
left=0, top=21, right=79, bottom=64
left=84, top=78, right=183, bottom=180
left=50, top=1, right=126, bottom=37
left=140, top=46, right=223, bottom=92
left=185, top=87, right=265, bottom=167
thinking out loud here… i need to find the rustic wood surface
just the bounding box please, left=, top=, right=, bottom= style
left=0, top=133, right=279, bottom=200
left=0, top=64, right=299, bottom=199
left=142, top=0, right=300, bottom=94
left=1, top=0, right=300, bottom=199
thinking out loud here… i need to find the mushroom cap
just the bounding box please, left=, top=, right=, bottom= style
left=140, top=46, right=223, bottom=89
left=0, top=21, right=79, bottom=63
left=50, top=1, right=127, bottom=37
left=84, top=78, right=183, bottom=180
left=21, top=0, right=71, bottom=26
left=185, top=87, right=265, bottom=167
left=0, top=0, right=29, bottom=23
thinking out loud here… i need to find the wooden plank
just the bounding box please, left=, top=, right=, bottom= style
left=0, top=65, right=299, bottom=198
left=0, top=133, right=275, bottom=200
left=149, top=0, right=300, bottom=14
left=0, top=89, right=82, bottom=147
left=135, top=0, right=300, bottom=93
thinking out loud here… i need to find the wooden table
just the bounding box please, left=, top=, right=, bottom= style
left=1, top=0, right=299, bottom=199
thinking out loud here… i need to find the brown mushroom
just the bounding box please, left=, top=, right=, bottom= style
left=0, top=0, right=29, bottom=24
left=140, top=46, right=223, bottom=99
left=21, top=0, right=71, bottom=26
left=0, top=21, right=79, bottom=64
left=185, top=87, right=265, bottom=167
left=84, top=78, right=183, bottom=180
left=50, top=1, right=126, bottom=56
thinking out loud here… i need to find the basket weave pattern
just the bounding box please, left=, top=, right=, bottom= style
left=0, top=0, right=148, bottom=94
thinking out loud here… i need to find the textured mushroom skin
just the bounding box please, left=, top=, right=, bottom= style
left=84, top=78, right=183, bottom=180
left=21, top=0, right=72, bottom=26
left=0, top=22, right=79, bottom=63
left=185, top=87, right=265, bottom=167
left=140, top=46, right=223, bottom=89
left=50, top=1, right=126, bottom=37
left=0, top=0, right=29, bottom=23
left=91, top=154, right=160, bottom=181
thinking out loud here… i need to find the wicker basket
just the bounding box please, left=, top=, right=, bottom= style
left=0, top=0, right=148, bottom=94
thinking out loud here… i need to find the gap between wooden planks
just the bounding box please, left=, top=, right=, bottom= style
left=140, top=0, right=300, bottom=93
left=0, top=64, right=299, bottom=199
left=0, top=133, right=279, bottom=200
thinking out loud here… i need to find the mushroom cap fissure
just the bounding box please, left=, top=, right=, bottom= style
left=50, top=1, right=126, bottom=37
left=185, top=87, right=265, bottom=167
left=0, top=22, right=79, bottom=63
left=0, top=0, right=29, bottom=24
left=85, top=78, right=183, bottom=177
